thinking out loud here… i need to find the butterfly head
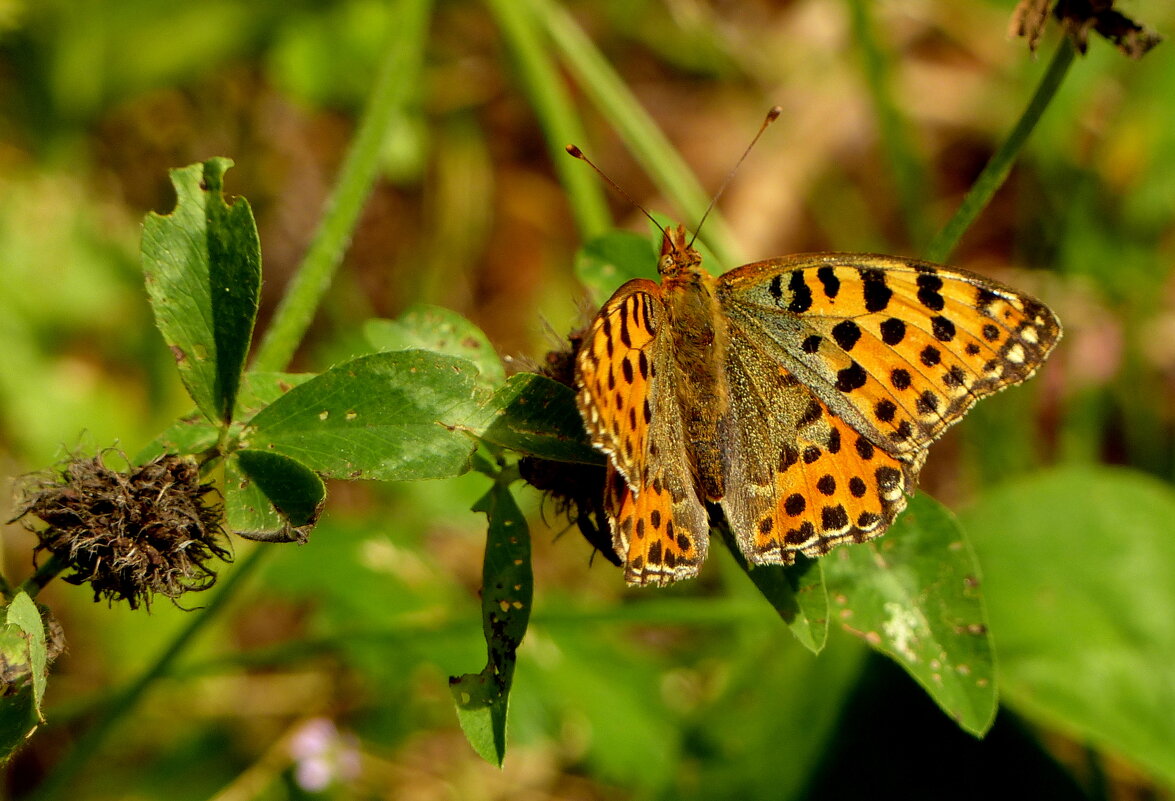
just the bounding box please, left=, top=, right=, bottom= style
left=658, top=225, right=704, bottom=279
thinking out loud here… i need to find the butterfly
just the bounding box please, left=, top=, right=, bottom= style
left=574, top=225, right=1061, bottom=586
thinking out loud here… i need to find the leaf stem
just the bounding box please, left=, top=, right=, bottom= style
left=26, top=546, right=267, bottom=801
left=251, top=0, right=435, bottom=372
left=925, top=38, right=1077, bottom=263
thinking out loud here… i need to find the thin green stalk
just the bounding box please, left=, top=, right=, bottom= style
left=251, top=0, right=435, bottom=372
left=27, top=546, right=267, bottom=801
left=16, top=553, right=69, bottom=598
left=926, top=38, right=1076, bottom=263
left=531, top=0, right=742, bottom=267
left=846, top=0, right=931, bottom=249
left=483, top=0, right=611, bottom=239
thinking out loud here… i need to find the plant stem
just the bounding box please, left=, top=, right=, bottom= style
left=251, top=0, right=435, bottom=373
left=27, top=6, right=438, bottom=787
left=483, top=0, right=612, bottom=240
left=926, top=38, right=1076, bottom=264
left=26, top=546, right=267, bottom=801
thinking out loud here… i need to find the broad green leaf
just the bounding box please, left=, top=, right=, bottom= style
left=476, top=373, right=603, bottom=465
left=243, top=351, right=483, bottom=480
left=227, top=450, right=326, bottom=542
left=141, top=158, right=261, bottom=425
left=365, top=305, right=505, bottom=387
left=574, top=230, right=657, bottom=305
left=450, top=482, right=533, bottom=766
left=719, top=526, right=828, bottom=653
left=224, top=455, right=285, bottom=540
left=962, top=466, right=1175, bottom=789
left=823, top=494, right=996, bottom=736
left=5, top=593, right=47, bottom=717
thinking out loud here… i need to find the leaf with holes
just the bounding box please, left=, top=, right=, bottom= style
left=141, top=158, right=261, bottom=425
left=450, top=482, right=533, bottom=766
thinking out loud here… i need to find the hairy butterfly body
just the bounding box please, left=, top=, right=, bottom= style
left=575, top=226, right=1061, bottom=586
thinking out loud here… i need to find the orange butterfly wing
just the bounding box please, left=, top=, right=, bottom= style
left=575, top=280, right=710, bottom=585
left=719, top=254, right=1061, bottom=454
left=717, top=254, right=1059, bottom=564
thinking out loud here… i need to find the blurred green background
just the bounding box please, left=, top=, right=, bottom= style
left=2, top=0, right=1174, bottom=798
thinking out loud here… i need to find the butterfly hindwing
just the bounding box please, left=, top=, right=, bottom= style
left=720, top=326, right=923, bottom=564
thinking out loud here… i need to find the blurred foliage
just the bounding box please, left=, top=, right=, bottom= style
left=1, top=0, right=1174, bottom=799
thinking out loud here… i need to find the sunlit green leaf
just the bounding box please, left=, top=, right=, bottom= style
left=365, top=304, right=505, bottom=387
left=135, top=413, right=220, bottom=465
left=5, top=593, right=47, bottom=717
left=235, top=372, right=316, bottom=418
left=823, top=493, right=996, bottom=736
left=244, top=351, right=484, bottom=481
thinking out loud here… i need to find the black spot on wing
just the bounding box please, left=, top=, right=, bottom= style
left=879, top=318, right=906, bottom=345
left=931, top=316, right=956, bottom=342
left=835, top=361, right=868, bottom=392
left=788, top=270, right=812, bottom=313
left=916, top=273, right=945, bottom=311
left=817, top=266, right=840, bottom=299
left=860, top=269, right=892, bottom=312
left=831, top=320, right=862, bottom=351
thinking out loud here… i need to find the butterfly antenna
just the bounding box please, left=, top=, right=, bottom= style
left=565, top=144, right=667, bottom=239
left=687, top=105, right=782, bottom=249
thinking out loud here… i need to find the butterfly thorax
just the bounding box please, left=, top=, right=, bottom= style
left=659, top=227, right=729, bottom=501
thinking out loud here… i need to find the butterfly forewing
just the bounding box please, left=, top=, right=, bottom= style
left=718, top=254, right=1061, bottom=456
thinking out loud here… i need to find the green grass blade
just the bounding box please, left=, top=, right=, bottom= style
left=483, top=0, right=611, bottom=239
left=252, top=0, right=435, bottom=372
left=532, top=0, right=742, bottom=267
left=846, top=0, right=931, bottom=249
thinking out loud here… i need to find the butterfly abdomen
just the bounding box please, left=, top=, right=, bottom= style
left=663, top=270, right=730, bottom=501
